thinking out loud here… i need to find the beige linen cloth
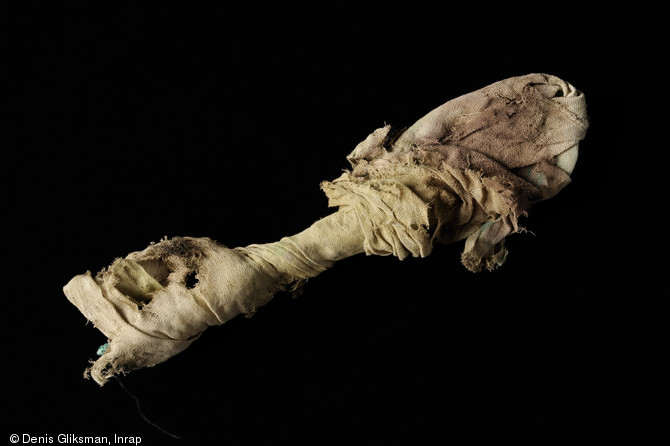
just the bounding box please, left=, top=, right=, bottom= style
left=64, top=73, right=588, bottom=384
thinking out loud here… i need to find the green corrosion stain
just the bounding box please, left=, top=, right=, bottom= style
left=480, top=221, right=494, bottom=232
left=97, top=342, right=110, bottom=356
left=524, top=166, right=548, bottom=187
left=533, top=171, right=548, bottom=187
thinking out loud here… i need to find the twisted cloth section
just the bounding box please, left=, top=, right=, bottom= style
left=243, top=237, right=333, bottom=283
left=321, top=73, right=588, bottom=271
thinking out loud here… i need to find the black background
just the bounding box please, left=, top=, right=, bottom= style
left=4, top=4, right=667, bottom=444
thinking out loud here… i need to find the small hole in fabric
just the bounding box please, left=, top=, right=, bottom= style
left=185, top=270, right=198, bottom=289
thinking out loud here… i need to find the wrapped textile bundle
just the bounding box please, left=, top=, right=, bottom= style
left=64, top=73, right=588, bottom=385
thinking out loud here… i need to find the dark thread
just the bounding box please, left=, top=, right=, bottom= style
left=117, top=377, right=182, bottom=440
